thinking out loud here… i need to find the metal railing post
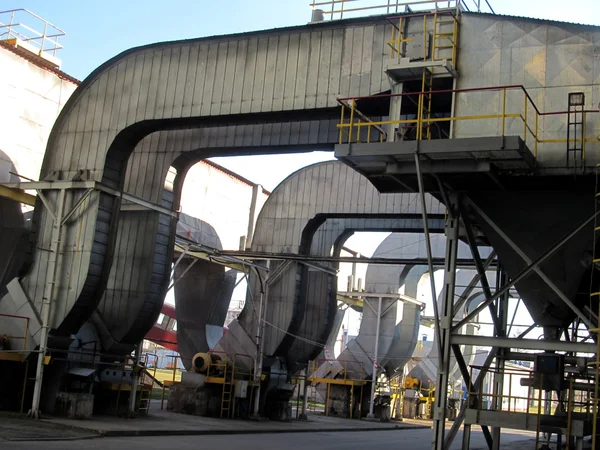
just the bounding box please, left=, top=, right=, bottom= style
left=501, top=87, right=507, bottom=135
left=523, top=93, right=528, bottom=142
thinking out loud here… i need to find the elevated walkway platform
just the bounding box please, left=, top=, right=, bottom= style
left=335, top=136, right=535, bottom=193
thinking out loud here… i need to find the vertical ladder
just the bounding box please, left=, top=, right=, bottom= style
left=590, top=163, right=600, bottom=450
left=137, top=387, right=151, bottom=415
left=433, top=11, right=458, bottom=65
left=566, top=92, right=585, bottom=169
left=221, top=358, right=235, bottom=418
left=418, top=68, right=434, bottom=140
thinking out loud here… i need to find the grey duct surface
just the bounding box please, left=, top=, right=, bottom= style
left=215, top=161, right=445, bottom=372
left=173, top=214, right=236, bottom=370
left=0, top=151, right=29, bottom=297
left=286, top=214, right=446, bottom=371
left=175, top=265, right=236, bottom=371
left=467, top=192, right=593, bottom=328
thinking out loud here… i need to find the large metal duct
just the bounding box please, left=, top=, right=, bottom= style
left=286, top=214, right=447, bottom=372
left=214, top=161, right=445, bottom=372
left=0, top=150, right=29, bottom=297
left=1, top=17, right=394, bottom=348
left=173, top=214, right=236, bottom=370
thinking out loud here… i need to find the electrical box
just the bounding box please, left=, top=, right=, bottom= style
left=235, top=380, right=248, bottom=398
left=406, top=33, right=431, bottom=61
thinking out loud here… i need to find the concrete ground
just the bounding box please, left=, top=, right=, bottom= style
left=0, top=427, right=537, bottom=450
left=0, top=407, right=539, bottom=449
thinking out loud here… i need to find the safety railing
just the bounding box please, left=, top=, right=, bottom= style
left=160, top=354, right=181, bottom=409
left=467, top=366, right=539, bottom=413
left=309, top=358, right=367, bottom=418
left=233, top=353, right=255, bottom=380
left=0, top=313, right=29, bottom=361
left=309, top=358, right=366, bottom=384
left=467, top=366, right=598, bottom=450
left=337, top=85, right=600, bottom=160
left=0, top=9, right=65, bottom=55
left=310, top=0, right=494, bottom=21
left=0, top=313, right=30, bottom=413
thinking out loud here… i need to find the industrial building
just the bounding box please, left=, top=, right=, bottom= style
left=1, top=1, right=600, bottom=449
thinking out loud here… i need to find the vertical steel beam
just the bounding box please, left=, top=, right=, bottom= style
left=414, top=153, right=442, bottom=358
left=252, top=261, right=270, bottom=417
left=367, top=297, right=383, bottom=419
left=129, top=343, right=142, bottom=417
left=491, top=268, right=509, bottom=450
left=28, top=188, right=66, bottom=419
left=433, top=193, right=460, bottom=450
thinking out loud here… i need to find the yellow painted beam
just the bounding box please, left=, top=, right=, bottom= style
left=337, top=294, right=364, bottom=310
left=0, top=185, right=35, bottom=206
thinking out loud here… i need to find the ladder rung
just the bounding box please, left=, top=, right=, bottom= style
left=435, top=32, right=455, bottom=36
left=436, top=45, right=454, bottom=49
left=437, top=19, right=455, bottom=24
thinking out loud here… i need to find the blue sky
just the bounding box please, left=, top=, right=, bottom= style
left=4, top=0, right=599, bottom=84
left=3, top=0, right=600, bottom=189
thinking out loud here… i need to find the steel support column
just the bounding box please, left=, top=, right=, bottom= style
left=128, top=343, right=142, bottom=417
left=367, top=296, right=383, bottom=419
left=433, top=193, right=460, bottom=450
left=252, top=261, right=270, bottom=417
left=28, top=188, right=66, bottom=419
left=491, top=268, right=509, bottom=450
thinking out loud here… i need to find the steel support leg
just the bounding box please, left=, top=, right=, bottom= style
left=433, top=194, right=460, bottom=450
left=447, top=349, right=498, bottom=450
left=28, top=189, right=66, bottom=419
left=491, top=268, right=509, bottom=450
left=367, top=297, right=382, bottom=419
left=252, top=260, right=270, bottom=418
left=129, top=343, right=142, bottom=417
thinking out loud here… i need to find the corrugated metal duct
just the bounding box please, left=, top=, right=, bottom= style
left=215, top=161, right=446, bottom=372
left=6, top=16, right=394, bottom=342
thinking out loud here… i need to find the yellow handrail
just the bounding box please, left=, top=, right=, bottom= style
left=336, top=85, right=599, bottom=163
